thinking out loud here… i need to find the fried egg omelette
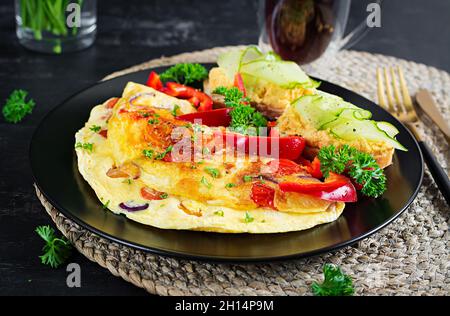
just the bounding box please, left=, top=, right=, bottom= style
left=75, top=82, right=344, bottom=233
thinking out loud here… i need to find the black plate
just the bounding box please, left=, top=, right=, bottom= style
left=30, top=64, right=423, bottom=262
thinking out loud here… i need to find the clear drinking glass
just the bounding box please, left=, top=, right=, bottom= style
left=15, top=0, right=97, bottom=54
left=258, top=0, right=377, bottom=65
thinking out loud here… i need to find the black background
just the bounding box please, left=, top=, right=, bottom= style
left=0, top=0, right=449, bottom=296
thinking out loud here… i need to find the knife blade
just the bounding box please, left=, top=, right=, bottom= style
left=415, top=89, right=450, bottom=143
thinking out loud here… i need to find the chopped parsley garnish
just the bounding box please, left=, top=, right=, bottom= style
left=102, top=200, right=110, bottom=209
left=89, top=125, right=101, bottom=133
left=311, top=264, right=355, bottom=296
left=35, top=225, right=72, bottom=268
left=123, top=179, right=133, bottom=185
left=160, top=63, right=208, bottom=86
left=143, top=146, right=173, bottom=160
left=2, top=89, right=35, bottom=123
left=148, top=118, right=159, bottom=124
left=171, top=104, right=180, bottom=116
left=143, top=149, right=155, bottom=159
left=243, top=175, right=253, bottom=182
left=200, top=176, right=212, bottom=189
left=159, top=193, right=169, bottom=199
left=244, top=212, right=254, bottom=223
left=225, top=183, right=236, bottom=189
left=205, top=167, right=220, bottom=178
left=214, top=210, right=224, bottom=217
left=317, top=145, right=386, bottom=198
left=155, top=145, right=173, bottom=160
left=213, top=86, right=267, bottom=135
left=75, top=142, right=93, bottom=152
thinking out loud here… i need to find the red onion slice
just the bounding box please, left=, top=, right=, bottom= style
left=119, top=201, right=149, bottom=212
left=129, top=93, right=156, bottom=106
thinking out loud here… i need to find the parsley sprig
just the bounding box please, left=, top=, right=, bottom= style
left=317, top=145, right=387, bottom=198
left=2, top=89, right=35, bottom=123
left=312, top=264, right=355, bottom=296
left=35, top=225, right=72, bottom=268
left=160, top=63, right=208, bottom=86
left=213, top=86, right=267, bottom=136
left=213, top=86, right=249, bottom=108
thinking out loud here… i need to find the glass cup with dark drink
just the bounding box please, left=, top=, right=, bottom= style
left=259, top=0, right=377, bottom=65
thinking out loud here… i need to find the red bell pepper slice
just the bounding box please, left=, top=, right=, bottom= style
left=307, top=157, right=323, bottom=179
left=164, top=82, right=213, bottom=111
left=105, top=97, right=119, bottom=109
left=251, top=182, right=276, bottom=209
left=279, top=173, right=357, bottom=202
left=195, top=91, right=213, bottom=112
left=146, top=71, right=163, bottom=90
left=234, top=73, right=246, bottom=96
left=220, top=132, right=306, bottom=161
left=177, top=108, right=232, bottom=127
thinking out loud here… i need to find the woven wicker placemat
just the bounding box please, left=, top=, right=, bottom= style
left=36, top=46, right=449, bottom=296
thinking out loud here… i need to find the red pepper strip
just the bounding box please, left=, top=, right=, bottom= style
left=234, top=73, right=246, bottom=96
left=307, top=157, right=323, bottom=179
left=220, top=132, right=306, bottom=161
left=251, top=182, right=276, bottom=209
left=146, top=71, right=163, bottom=90
left=196, top=91, right=213, bottom=112
left=165, top=82, right=196, bottom=98
left=177, top=108, right=232, bottom=127
left=265, top=159, right=302, bottom=176
left=164, top=82, right=213, bottom=112
left=105, top=97, right=119, bottom=109
left=279, top=173, right=357, bottom=202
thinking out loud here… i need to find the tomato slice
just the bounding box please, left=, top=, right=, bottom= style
left=140, top=187, right=167, bottom=200
left=250, top=182, right=276, bottom=209
left=265, top=159, right=302, bottom=176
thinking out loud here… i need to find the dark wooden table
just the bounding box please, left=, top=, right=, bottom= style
left=1, top=0, right=449, bottom=296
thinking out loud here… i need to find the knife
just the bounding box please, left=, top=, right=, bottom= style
left=415, top=89, right=450, bottom=143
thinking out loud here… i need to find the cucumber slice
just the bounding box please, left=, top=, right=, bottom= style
left=217, top=49, right=243, bottom=79
left=238, top=46, right=264, bottom=67
left=292, top=92, right=407, bottom=151
left=330, top=119, right=407, bottom=151
left=376, top=121, right=399, bottom=138
left=293, top=95, right=359, bottom=129
left=240, top=60, right=318, bottom=89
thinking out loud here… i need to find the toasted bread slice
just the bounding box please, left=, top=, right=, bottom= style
left=277, top=105, right=394, bottom=168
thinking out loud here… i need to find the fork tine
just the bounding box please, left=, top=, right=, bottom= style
left=383, top=68, right=395, bottom=111
left=390, top=67, right=404, bottom=112
left=397, top=66, right=414, bottom=110
left=376, top=68, right=387, bottom=109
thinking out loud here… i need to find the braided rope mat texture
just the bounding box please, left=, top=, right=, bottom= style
left=36, top=46, right=449, bottom=296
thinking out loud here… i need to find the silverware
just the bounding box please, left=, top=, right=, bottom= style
left=415, top=89, right=450, bottom=143
left=377, top=66, right=450, bottom=206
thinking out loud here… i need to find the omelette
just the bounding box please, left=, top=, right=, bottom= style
left=75, top=82, right=345, bottom=233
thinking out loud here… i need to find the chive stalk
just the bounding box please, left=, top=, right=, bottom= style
left=18, top=0, right=84, bottom=54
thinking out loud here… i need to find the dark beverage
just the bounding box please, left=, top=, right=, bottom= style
left=265, top=0, right=335, bottom=64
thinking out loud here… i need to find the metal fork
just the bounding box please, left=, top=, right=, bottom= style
left=377, top=66, right=450, bottom=206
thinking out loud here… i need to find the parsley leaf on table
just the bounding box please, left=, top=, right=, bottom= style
left=2, top=89, right=35, bottom=123
left=311, top=264, right=355, bottom=296
left=35, top=225, right=72, bottom=268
